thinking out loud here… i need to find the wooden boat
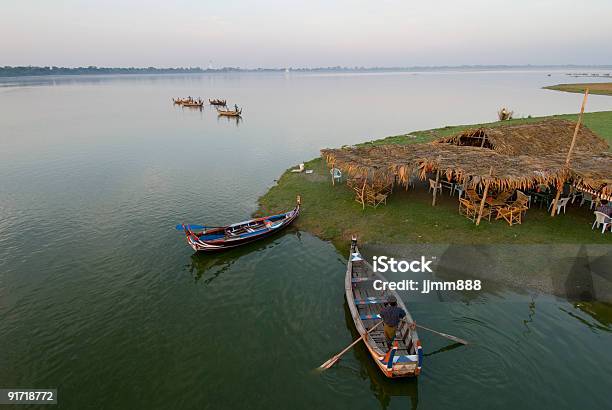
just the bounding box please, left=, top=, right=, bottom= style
left=183, top=101, right=204, bottom=107
left=173, top=98, right=191, bottom=105
left=345, top=237, right=423, bottom=377
left=180, top=196, right=300, bottom=252
left=209, top=98, right=227, bottom=106
left=217, top=107, right=242, bottom=117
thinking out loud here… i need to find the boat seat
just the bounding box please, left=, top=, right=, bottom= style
left=360, top=313, right=382, bottom=320
left=355, top=298, right=386, bottom=306
left=351, top=277, right=372, bottom=283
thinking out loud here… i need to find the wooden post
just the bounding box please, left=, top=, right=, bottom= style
left=432, top=169, right=441, bottom=206
left=331, top=162, right=335, bottom=186
left=361, top=175, right=367, bottom=210
left=480, top=132, right=487, bottom=148
left=550, top=89, right=589, bottom=217
left=476, top=167, right=494, bottom=225
left=549, top=181, right=564, bottom=216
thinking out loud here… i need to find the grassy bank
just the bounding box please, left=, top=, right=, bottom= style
left=544, top=83, right=612, bottom=96
left=257, top=111, right=612, bottom=249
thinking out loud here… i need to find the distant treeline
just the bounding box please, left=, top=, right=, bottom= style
left=2, top=65, right=612, bottom=77
left=0, top=66, right=211, bottom=77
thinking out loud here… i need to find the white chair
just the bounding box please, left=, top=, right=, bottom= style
left=330, top=168, right=342, bottom=183
left=549, top=197, right=570, bottom=215
left=440, top=180, right=454, bottom=196
left=570, top=188, right=582, bottom=204
left=592, top=211, right=612, bottom=233
left=452, top=183, right=465, bottom=198
left=429, top=179, right=442, bottom=196
left=579, top=193, right=596, bottom=209
left=408, top=175, right=419, bottom=188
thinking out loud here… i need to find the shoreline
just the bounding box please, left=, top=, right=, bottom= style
left=544, top=82, right=612, bottom=96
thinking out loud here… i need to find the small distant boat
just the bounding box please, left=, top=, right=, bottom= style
left=209, top=98, right=227, bottom=106
left=345, top=237, right=423, bottom=378
left=173, top=97, right=203, bottom=106
left=217, top=107, right=242, bottom=117
left=183, top=101, right=204, bottom=107
left=179, top=196, right=300, bottom=252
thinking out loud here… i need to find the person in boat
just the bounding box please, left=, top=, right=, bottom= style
left=596, top=200, right=612, bottom=217
left=380, top=295, right=407, bottom=348
left=234, top=104, right=239, bottom=112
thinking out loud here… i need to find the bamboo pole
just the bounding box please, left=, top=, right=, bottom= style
left=331, top=161, right=335, bottom=186
left=550, top=89, right=589, bottom=217
left=432, top=169, right=441, bottom=206
left=476, top=167, right=493, bottom=225
left=361, top=175, right=367, bottom=210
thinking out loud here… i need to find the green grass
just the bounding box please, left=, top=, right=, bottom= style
left=257, top=111, right=612, bottom=250
left=543, top=83, right=612, bottom=96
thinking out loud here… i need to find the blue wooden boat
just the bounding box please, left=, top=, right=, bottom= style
left=179, top=197, right=300, bottom=252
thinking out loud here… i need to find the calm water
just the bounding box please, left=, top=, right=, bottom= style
left=1, top=70, right=612, bottom=409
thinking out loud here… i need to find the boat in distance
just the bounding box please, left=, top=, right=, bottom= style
left=345, top=237, right=423, bottom=377
left=217, top=107, right=242, bottom=117
left=182, top=101, right=204, bottom=107
left=179, top=196, right=300, bottom=252
left=209, top=98, right=227, bottom=106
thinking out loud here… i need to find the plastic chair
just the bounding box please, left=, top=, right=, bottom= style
left=549, top=197, right=570, bottom=215
left=330, top=168, right=342, bottom=183
left=592, top=211, right=612, bottom=233
left=580, top=193, right=596, bottom=209
left=429, top=179, right=442, bottom=196
left=453, top=184, right=465, bottom=198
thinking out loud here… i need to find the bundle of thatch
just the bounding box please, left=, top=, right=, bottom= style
left=434, top=119, right=609, bottom=156
left=322, top=144, right=574, bottom=193
left=322, top=119, right=611, bottom=200
left=569, top=151, right=612, bottom=200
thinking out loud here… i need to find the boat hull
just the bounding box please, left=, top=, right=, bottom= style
left=182, top=204, right=299, bottom=252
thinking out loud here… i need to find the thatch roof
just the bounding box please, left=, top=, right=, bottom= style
left=322, top=120, right=612, bottom=200
left=434, top=119, right=609, bottom=156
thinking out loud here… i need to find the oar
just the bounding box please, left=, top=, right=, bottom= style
left=175, top=224, right=225, bottom=231
left=318, top=321, right=383, bottom=370
left=175, top=224, right=206, bottom=231
left=408, top=321, right=468, bottom=345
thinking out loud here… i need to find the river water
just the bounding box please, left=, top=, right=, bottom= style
left=1, top=70, right=611, bottom=409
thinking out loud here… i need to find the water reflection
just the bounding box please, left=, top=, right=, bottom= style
left=217, top=114, right=242, bottom=126
left=423, top=342, right=463, bottom=357
left=561, top=301, right=612, bottom=332
left=342, top=303, right=419, bottom=410
left=186, top=230, right=296, bottom=283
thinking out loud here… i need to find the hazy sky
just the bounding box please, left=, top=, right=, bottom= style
left=1, top=0, right=611, bottom=67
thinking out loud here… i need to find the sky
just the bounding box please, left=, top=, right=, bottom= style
left=1, top=0, right=611, bottom=68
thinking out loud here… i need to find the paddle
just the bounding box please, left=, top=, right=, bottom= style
left=318, top=321, right=383, bottom=370
left=175, top=224, right=206, bottom=231
left=404, top=320, right=468, bottom=345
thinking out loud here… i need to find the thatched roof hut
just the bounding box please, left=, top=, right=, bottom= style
left=322, top=120, right=612, bottom=200
left=434, top=119, right=609, bottom=156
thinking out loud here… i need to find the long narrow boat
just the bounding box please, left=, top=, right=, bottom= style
left=345, top=237, right=423, bottom=377
left=183, top=101, right=204, bottom=107
left=217, top=107, right=242, bottom=117
left=180, top=197, right=300, bottom=252
left=209, top=98, right=227, bottom=106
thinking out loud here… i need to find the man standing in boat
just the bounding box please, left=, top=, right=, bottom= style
left=234, top=103, right=239, bottom=112
left=380, top=295, right=406, bottom=348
